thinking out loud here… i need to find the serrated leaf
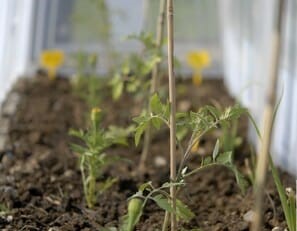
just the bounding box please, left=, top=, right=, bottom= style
left=161, top=182, right=185, bottom=188
left=212, top=139, right=220, bottom=160
left=176, top=199, right=195, bottom=222
left=176, top=126, right=189, bottom=142
left=69, top=128, right=85, bottom=139
left=150, top=93, right=163, bottom=115
left=205, top=105, right=220, bottom=119
left=139, top=182, right=152, bottom=192
left=202, top=156, right=212, bottom=165
left=153, top=195, right=174, bottom=213
left=112, top=79, right=123, bottom=100
left=216, top=151, right=232, bottom=165
left=70, top=143, right=87, bottom=155
left=134, top=122, right=149, bottom=146
left=151, top=117, right=162, bottom=129
left=133, top=115, right=147, bottom=124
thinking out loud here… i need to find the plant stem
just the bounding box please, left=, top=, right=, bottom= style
left=167, top=0, right=177, bottom=230
left=139, top=0, right=167, bottom=172
left=251, top=1, right=285, bottom=230
left=162, top=211, right=169, bottom=231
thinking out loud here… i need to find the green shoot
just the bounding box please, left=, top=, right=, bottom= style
left=270, top=157, right=296, bottom=231
left=139, top=0, right=167, bottom=172
left=109, top=32, right=162, bottom=101
left=249, top=111, right=296, bottom=231
left=131, top=94, right=249, bottom=229
left=69, top=108, right=127, bottom=208
left=123, top=181, right=194, bottom=231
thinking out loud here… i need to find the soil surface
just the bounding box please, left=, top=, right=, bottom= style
left=0, top=74, right=295, bottom=231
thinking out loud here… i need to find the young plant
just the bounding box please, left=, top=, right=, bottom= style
left=109, top=32, right=162, bottom=101
left=69, top=108, right=125, bottom=208
left=248, top=110, right=296, bottom=231
left=124, top=181, right=194, bottom=231
left=270, top=157, right=296, bottom=231
left=220, top=112, right=242, bottom=153
left=132, top=94, right=249, bottom=230
left=139, top=0, right=167, bottom=172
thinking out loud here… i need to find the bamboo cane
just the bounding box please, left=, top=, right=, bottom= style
left=251, top=1, right=285, bottom=230
left=167, top=0, right=177, bottom=230
left=139, top=0, right=167, bottom=172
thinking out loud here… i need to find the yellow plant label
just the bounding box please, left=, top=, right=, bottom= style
left=192, top=71, right=203, bottom=86
left=186, top=50, right=211, bottom=70
left=40, top=50, right=65, bottom=80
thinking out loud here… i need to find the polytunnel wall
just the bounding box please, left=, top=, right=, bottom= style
left=219, top=0, right=297, bottom=176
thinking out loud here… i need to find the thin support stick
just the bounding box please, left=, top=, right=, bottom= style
left=151, top=0, right=167, bottom=93
left=167, top=0, right=177, bottom=230
left=139, top=0, right=167, bottom=172
left=251, top=1, right=285, bottom=230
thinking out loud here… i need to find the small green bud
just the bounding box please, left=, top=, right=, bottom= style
left=127, top=197, right=143, bottom=231
left=91, top=107, right=101, bottom=123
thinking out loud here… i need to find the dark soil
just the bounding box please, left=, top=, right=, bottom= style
left=0, top=74, right=295, bottom=231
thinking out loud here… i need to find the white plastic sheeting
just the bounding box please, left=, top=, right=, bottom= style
left=220, top=0, right=297, bottom=176
left=0, top=0, right=34, bottom=106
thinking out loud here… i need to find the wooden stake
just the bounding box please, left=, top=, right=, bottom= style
left=167, top=0, right=177, bottom=230
left=151, top=0, right=167, bottom=92
left=139, top=0, right=167, bottom=172
left=252, top=1, right=285, bottom=230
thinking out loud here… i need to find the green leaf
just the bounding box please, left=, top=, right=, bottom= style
left=70, top=143, right=87, bottom=155
left=139, top=182, right=152, bottom=192
left=111, top=75, right=124, bottom=100
left=216, top=151, right=232, bottom=165
left=126, top=80, right=139, bottom=93
left=151, top=117, right=162, bottom=129
left=176, top=126, right=189, bottom=142
left=176, top=199, right=195, bottom=222
left=202, top=156, right=212, bottom=165
left=69, top=128, right=85, bottom=139
left=150, top=93, right=163, bottom=115
left=212, top=139, right=220, bottom=160
left=230, top=166, right=249, bottom=194
left=134, top=122, right=149, bottom=146
left=152, top=195, right=174, bottom=213
left=161, top=182, right=185, bottom=188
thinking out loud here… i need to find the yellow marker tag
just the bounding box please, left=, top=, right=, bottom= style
left=40, top=50, right=64, bottom=80
left=186, top=50, right=211, bottom=70
left=191, top=139, right=200, bottom=153
left=192, top=71, right=203, bottom=87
